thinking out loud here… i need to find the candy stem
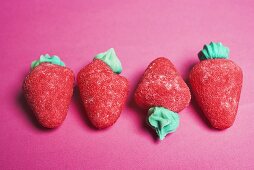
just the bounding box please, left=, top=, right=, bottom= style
left=148, top=107, right=179, bottom=140
left=94, top=48, right=122, bottom=74
left=198, top=42, right=229, bottom=61
left=31, top=54, right=65, bottom=69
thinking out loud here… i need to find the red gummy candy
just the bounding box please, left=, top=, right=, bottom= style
left=23, top=63, right=74, bottom=128
left=135, top=57, right=191, bottom=112
left=77, top=59, right=129, bottom=129
left=189, top=59, right=243, bottom=129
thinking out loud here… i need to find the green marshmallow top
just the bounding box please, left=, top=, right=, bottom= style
left=95, top=48, right=122, bottom=74
left=31, top=54, right=65, bottom=69
left=148, top=107, right=180, bottom=140
left=198, top=42, right=229, bottom=61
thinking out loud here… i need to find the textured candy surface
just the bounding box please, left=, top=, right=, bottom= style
left=189, top=59, right=243, bottom=129
left=135, top=57, right=191, bottom=113
left=77, top=59, right=129, bottom=129
left=79, top=59, right=112, bottom=78
left=23, top=63, right=74, bottom=128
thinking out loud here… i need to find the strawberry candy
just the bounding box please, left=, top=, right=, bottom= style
left=77, top=48, right=129, bottom=129
left=23, top=54, right=74, bottom=128
left=189, top=42, right=243, bottom=129
left=135, top=57, right=191, bottom=140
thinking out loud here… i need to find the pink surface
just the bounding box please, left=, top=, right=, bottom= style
left=0, top=0, right=254, bottom=169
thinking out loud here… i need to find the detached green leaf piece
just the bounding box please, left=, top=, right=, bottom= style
left=31, top=54, right=65, bottom=69
left=148, top=107, right=180, bottom=140
left=95, top=48, right=122, bottom=74
left=198, top=42, right=229, bottom=61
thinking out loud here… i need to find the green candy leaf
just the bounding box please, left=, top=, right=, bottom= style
left=148, top=107, right=180, bottom=140
left=198, top=42, right=229, bottom=61
left=94, top=48, right=122, bottom=74
left=31, top=54, right=65, bottom=69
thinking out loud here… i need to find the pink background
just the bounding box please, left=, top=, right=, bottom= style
left=1, top=0, right=254, bottom=169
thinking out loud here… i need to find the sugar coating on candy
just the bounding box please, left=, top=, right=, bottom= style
left=135, top=57, right=191, bottom=113
left=77, top=60, right=129, bottom=129
left=189, top=59, right=243, bottom=129
left=23, top=63, right=74, bottom=128
left=78, top=59, right=112, bottom=78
